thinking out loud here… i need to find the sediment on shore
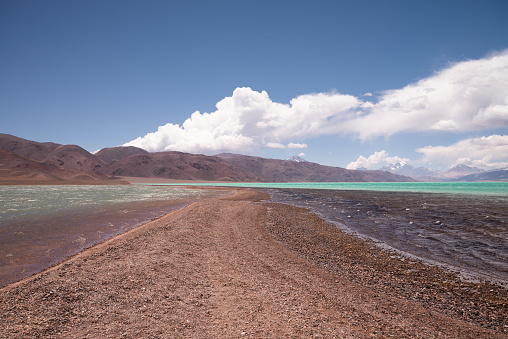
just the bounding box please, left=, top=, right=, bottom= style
left=1, top=189, right=506, bottom=338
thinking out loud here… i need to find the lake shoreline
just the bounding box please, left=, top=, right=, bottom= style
left=0, top=186, right=231, bottom=288
left=1, top=189, right=506, bottom=337
left=267, top=188, right=508, bottom=287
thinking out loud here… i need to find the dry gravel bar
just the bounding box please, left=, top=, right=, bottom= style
left=1, top=189, right=506, bottom=338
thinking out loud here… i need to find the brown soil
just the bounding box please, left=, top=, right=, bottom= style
left=0, top=189, right=506, bottom=338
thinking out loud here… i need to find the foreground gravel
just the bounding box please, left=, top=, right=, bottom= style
left=1, top=189, right=506, bottom=338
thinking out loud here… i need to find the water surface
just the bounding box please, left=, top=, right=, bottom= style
left=140, top=181, right=508, bottom=196
left=268, top=188, right=508, bottom=286
left=0, top=185, right=226, bottom=287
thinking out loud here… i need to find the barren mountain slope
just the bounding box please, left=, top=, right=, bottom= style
left=0, top=133, right=60, bottom=162
left=95, top=146, right=149, bottom=164
left=103, top=152, right=259, bottom=182
left=217, top=153, right=415, bottom=182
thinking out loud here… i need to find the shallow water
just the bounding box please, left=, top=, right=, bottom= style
left=268, top=188, right=508, bottom=286
left=0, top=185, right=225, bottom=287
left=0, top=185, right=208, bottom=221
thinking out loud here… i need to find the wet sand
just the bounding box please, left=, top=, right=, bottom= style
left=1, top=189, right=507, bottom=337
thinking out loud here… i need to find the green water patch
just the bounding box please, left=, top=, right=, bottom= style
left=137, top=182, right=508, bottom=197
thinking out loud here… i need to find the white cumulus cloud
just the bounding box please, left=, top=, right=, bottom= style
left=347, top=50, right=508, bottom=139
left=416, top=135, right=508, bottom=169
left=288, top=142, right=307, bottom=148
left=346, top=150, right=409, bottom=170
left=124, top=87, right=359, bottom=153
left=266, top=142, right=285, bottom=149
left=125, top=50, right=508, bottom=157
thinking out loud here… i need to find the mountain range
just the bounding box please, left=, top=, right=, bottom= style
left=2, top=133, right=505, bottom=184
left=0, top=134, right=119, bottom=184
left=215, top=153, right=412, bottom=182
left=0, top=133, right=414, bottom=184
left=376, top=161, right=507, bottom=182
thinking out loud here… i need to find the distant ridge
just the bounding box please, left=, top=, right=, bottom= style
left=4, top=133, right=503, bottom=184
left=0, top=149, right=117, bottom=184
left=378, top=161, right=491, bottom=181
left=442, top=165, right=484, bottom=180
left=102, top=152, right=258, bottom=182
left=0, top=134, right=124, bottom=184
left=216, top=153, right=414, bottom=182
left=0, top=135, right=415, bottom=184
left=451, top=168, right=508, bottom=182
left=378, top=161, right=439, bottom=180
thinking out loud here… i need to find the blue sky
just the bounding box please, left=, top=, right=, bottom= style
left=1, top=0, right=507, bottom=170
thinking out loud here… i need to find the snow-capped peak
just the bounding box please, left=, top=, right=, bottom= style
left=380, top=161, right=414, bottom=171
left=286, top=156, right=308, bottom=162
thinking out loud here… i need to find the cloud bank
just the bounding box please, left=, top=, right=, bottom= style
left=125, top=50, right=508, bottom=165
left=125, top=87, right=360, bottom=153
left=417, top=134, right=508, bottom=169
left=344, top=50, right=508, bottom=139
left=346, top=135, right=508, bottom=170
left=346, top=150, right=410, bottom=170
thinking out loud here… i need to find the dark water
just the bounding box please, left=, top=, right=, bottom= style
left=268, top=188, right=508, bottom=286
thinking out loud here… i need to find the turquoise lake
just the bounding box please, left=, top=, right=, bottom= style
left=137, top=181, right=508, bottom=196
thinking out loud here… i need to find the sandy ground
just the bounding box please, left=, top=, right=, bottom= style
left=1, top=189, right=506, bottom=338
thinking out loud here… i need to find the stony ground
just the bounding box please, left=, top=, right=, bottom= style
left=1, top=189, right=506, bottom=338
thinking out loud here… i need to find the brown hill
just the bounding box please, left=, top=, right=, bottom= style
left=0, top=149, right=62, bottom=182
left=0, top=134, right=128, bottom=184
left=103, top=152, right=258, bottom=182
left=0, top=134, right=415, bottom=184
left=0, top=149, right=122, bottom=184
left=0, top=133, right=60, bottom=161
left=95, top=146, right=149, bottom=163
left=44, top=145, right=108, bottom=174
left=217, top=153, right=415, bottom=182
left=0, top=135, right=108, bottom=174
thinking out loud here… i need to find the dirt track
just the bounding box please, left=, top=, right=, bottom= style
left=1, top=189, right=505, bottom=338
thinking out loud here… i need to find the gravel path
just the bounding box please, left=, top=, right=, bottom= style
left=1, top=189, right=505, bottom=338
